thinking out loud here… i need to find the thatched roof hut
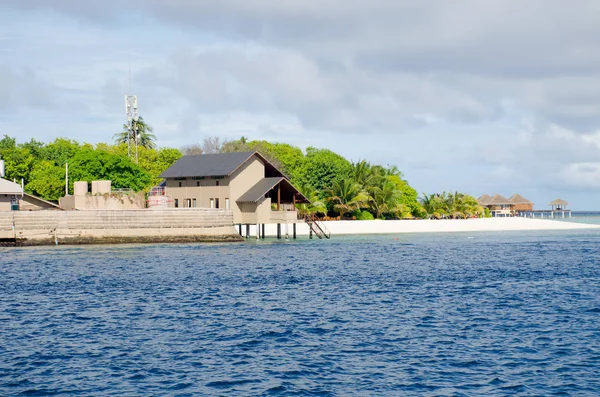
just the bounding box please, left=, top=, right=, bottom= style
left=549, top=198, right=568, bottom=206
left=489, top=194, right=512, bottom=205
left=508, top=194, right=532, bottom=205
left=477, top=194, right=492, bottom=205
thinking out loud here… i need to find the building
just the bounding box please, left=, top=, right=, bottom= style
left=0, top=178, right=61, bottom=211
left=160, top=151, right=309, bottom=225
left=508, top=194, right=534, bottom=212
left=478, top=193, right=513, bottom=217
left=549, top=198, right=568, bottom=211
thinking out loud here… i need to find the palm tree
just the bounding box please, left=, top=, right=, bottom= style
left=368, top=177, right=403, bottom=218
left=323, top=178, right=369, bottom=218
left=113, top=116, right=157, bottom=149
left=295, top=182, right=327, bottom=217
left=352, top=160, right=376, bottom=189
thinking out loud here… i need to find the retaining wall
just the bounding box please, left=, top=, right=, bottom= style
left=0, top=209, right=241, bottom=245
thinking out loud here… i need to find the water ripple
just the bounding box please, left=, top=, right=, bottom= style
left=1, top=232, right=600, bottom=395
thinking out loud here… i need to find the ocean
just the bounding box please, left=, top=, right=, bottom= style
left=2, top=231, right=600, bottom=395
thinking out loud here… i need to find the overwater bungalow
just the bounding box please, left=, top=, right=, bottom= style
left=508, top=194, right=534, bottom=212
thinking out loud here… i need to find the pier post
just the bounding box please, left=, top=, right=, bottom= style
left=245, top=224, right=250, bottom=239
left=262, top=224, right=265, bottom=239
left=238, top=224, right=242, bottom=236
left=256, top=223, right=260, bottom=239
left=293, top=223, right=296, bottom=239
left=309, top=229, right=313, bottom=239
left=277, top=224, right=281, bottom=239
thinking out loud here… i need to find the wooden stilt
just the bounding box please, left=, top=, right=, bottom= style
left=245, top=224, right=250, bottom=239
left=277, top=223, right=281, bottom=239
left=293, top=223, right=296, bottom=239
left=261, top=224, right=265, bottom=239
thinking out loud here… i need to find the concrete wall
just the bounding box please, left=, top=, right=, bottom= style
left=60, top=193, right=145, bottom=210
left=0, top=208, right=241, bottom=245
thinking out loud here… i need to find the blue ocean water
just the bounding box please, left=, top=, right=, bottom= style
left=2, top=231, right=600, bottom=396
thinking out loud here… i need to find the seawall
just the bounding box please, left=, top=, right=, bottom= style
left=0, top=209, right=242, bottom=246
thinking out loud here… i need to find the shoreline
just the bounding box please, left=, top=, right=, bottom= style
left=256, top=217, right=600, bottom=238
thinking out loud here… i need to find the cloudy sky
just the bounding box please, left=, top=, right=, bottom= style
left=2, top=1, right=600, bottom=209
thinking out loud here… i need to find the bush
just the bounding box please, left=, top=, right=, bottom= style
left=484, top=208, right=492, bottom=218
left=356, top=210, right=375, bottom=220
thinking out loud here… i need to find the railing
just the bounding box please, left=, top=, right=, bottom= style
left=305, top=214, right=331, bottom=239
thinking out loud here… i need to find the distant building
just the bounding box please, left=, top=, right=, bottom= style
left=0, top=178, right=61, bottom=211
left=478, top=193, right=533, bottom=217
left=508, top=194, right=534, bottom=212
left=160, top=151, right=309, bottom=225
left=549, top=198, right=568, bottom=211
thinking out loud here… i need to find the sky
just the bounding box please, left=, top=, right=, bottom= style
left=2, top=1, right=600, bottom=209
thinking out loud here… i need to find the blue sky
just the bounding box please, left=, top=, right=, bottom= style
left=2, top=1, right=600, bottom=209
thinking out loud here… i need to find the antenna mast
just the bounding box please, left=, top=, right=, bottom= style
left=124, top=66, right=138, bottom=163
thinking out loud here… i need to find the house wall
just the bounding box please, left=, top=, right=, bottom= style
left=513, top=203, right=533, bottom=211
left=255, top=197, right=272, bottom=224
left=0, top=195, right=14, bottom=211
left=229, top=157, right=266, bottom=223
left=165, top=176, right=231, bottom=210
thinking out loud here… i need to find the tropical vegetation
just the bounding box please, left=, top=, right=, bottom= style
left=0, top=127, right=482, bottom=219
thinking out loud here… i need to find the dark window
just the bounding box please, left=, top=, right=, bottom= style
left=216, top=181, right=219, bottom=186
left=185, top=199, right=191, bottom=208
left=178, top=182, right=182, bottom=187
left=215, top=198, right=220, bottom=209
left=197, top=181, right=200, bottom=186
left=174, top=199, right=179, bottom=208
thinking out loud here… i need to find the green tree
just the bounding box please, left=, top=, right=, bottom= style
left=300, top=147, right=352, bottom=192
left=41, top=138, right=81, bottom=166
left=295, top=182, right=327, bottom=217
left=367, top=176, right=403, bottom=218
left=114, top=116, right=157, bottom=149
left=26, top=161, right=66, bottom=201
left=323, top=178, right=368, bottom=218
left=69, top=148, right=151, bottom=192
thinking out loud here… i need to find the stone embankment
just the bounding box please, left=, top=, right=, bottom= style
left=0, top=209, right=242, bottom=246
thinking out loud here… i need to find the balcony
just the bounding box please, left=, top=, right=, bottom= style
left=269, top=210, right=299, bottom=223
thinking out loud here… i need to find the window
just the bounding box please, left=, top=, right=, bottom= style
left=210, top=198, right=214, bottom=209
left=185, top=199, right=191, bottom=208
left=215, top=198, right=220, bottom=209
left=174, top=199, right=179, bottom=208
left=225, top=198, right=230, bottom=210
left=197, top=181, right=200, bottom=187
left=192, top=198, right=197, bottom=208
left=216, top=180, right=219, bottom=186
left=178, top=182, right=182, bottom=187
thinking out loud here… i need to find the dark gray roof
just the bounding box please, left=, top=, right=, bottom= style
left=237, top=177, right=284, bottom=203
left=160, top=152, right=255, bottom=178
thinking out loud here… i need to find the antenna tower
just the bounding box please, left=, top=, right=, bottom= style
left=124, top=95, right=139, bottom=163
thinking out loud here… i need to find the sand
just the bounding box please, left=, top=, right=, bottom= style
left=252, top=217, right=600, bottom=238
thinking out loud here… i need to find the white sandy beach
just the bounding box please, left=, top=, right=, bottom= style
left=254, top=217, right=600, bottom=238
